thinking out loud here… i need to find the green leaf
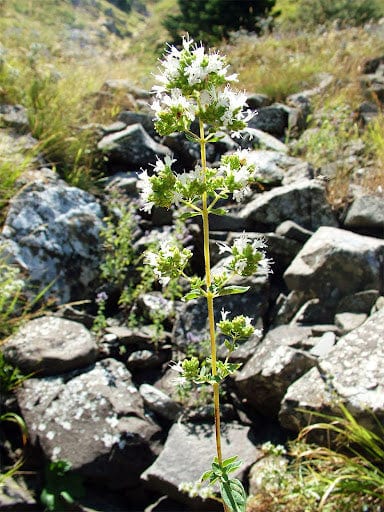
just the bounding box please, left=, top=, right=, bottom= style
left=201, top=469, right=213, bottom=482
left=60, top=491, right=74, bottom=504
left=178, top=211, right=201, bottom=221
left=216, top=285, right=250, bottom=297
left=40, top=489, right=56, bottom=511
left=209, top=207, right=227, bottom=216
left=183, top=289, right=204, bottom=301
left=220, top=478, right=247, bottom=512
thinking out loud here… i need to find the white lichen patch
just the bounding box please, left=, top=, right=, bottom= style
left=52, top=446, right=62, bottom=460
left=101, top=432, right=120, bottom=448
left=106, top=415, right=119, bottom=429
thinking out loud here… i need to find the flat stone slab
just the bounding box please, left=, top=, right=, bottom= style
left=142, top=422, right=262, bottom=508
left=2, top=316, right=98, bottom=376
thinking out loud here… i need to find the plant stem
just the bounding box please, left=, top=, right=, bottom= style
left=199, top=121, right=227, bottom=510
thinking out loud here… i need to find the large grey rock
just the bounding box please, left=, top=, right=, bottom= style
left=279, top=308, right=384, bottom=434
left=344, top=194, right=384, bottom=235
left=141, top=422, right=262, bottom=509
left=243, top=149, right=303, bottom=187
left=0, top=171, right=104, bottom=303
left=2, top=316, right=98, bottom=376
left=248, top=104, right=289, bottom=138
left=239, top=179, right=337, bottom=232
left=234, top=325, right=315, bottom=417
left=284, top=227, right=384, bottom=300
left=17, top=358, right=161, bottom=490
left=97, top=123, right=171, bottom=170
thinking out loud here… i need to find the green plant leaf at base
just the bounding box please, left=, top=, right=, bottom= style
left=220, top=477, right=247, bottom=512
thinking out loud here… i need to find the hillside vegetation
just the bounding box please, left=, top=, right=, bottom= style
left=1, top=0, right=383, bottom=199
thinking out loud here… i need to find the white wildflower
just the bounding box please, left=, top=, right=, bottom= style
left=137, top=169, right=154, bottom=213
left=220, top=308, right=230, bottom=322
left=170, top=360, right=188, bottom=387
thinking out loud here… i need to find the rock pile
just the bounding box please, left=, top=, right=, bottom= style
left=1, top=55, right=383, bottom=511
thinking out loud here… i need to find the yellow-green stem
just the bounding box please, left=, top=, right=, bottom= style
left=199, top=120, right=225, bottom=474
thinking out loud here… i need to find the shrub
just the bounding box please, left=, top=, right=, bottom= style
left=274, top=0, right=384, bottom=29
left=163, top=0, right=276, bottom=46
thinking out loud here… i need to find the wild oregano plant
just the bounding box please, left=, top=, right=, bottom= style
left=137, top=37, right=271, bottom=512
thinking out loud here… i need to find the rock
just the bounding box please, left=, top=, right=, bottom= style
left=275, top=220, right=313, bottom=243
left=284, top=226, right=384, bottom=300
left=286, top=91, right=312, bottom=133
left=239, top=179, right=337, bottom=232
left=0, top=171, right=104, bottom=303
left=259, top=232, right=302, bottom=274
left=234, top=325, right=315, bottom=416
left=101, top=120, right=127, bottom=134
left=127, top=349, right=168, bottom=370
left=248, top=104, right=289, bottom=138
left=0, top=104, right=29, bottom=130
left=290, top=298, right=336, bottom=326
left=281, top=161, right=315, bottom=185
left=2, top=316, right=98, bottom=376
left=161, top=133, right=200, bottom=170
left=117, top=110, right=157, bottom=138
left=246, top=93, right=271, bottom=109
left=309, top=331, right=336, bottom=358
left=279, top=308, right=384, bottom=435
left=334, top=312, right=367, bottom=335
left=139, top=384, right=182, bottom=421
left=0, top=476, right=37, bottom=511
left=336, top=289, right=380, bottom=314
left=270, top=290, right=312, bottom=326
left=0, top=130, right=43, bottom=168
left=97, top=124, right=171, bottom=171
left=343, top=194, right=384, bottom=236
left=245, top=149, right=303, bottom=187
left=238, top=128, right=288, bottom=153
left=355, top=101, right=379, bottom=126
left=361, top=55, right=384, bottom=74
left=17, top=358, right=161, bottom=490
left=141, top=422, right=262, bottom=509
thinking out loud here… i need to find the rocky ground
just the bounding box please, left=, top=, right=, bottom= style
left=0, top=52, right=383, bottom=511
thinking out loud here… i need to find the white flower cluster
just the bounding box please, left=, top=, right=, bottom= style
left=145, top=239, right=192, bottom=286
left=150, top=36, right=252, bottom=137
left=217, top=233, right=272, bottom=277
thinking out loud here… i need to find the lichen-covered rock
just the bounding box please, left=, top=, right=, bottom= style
left=141, top=422, right=262, bottom=509
left=279, top=308, right=384, bottom=434
left=2, top=316, right=98, bottom=376
left=17, top=358, right=161, bottom=490
left=234, top=325, right=315, bottom=416
left=284, top=226, right=384, bottom=300
left=0, top=170, right=104, bottom=303
left=239, top=179, right=337, bottom=232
